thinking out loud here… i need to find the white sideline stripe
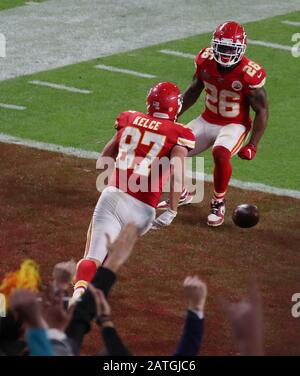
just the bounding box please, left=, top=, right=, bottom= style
left=186, top=171, right=300, bottom=200
left=160, top=49, right=195, bottom=59
left=94, top=64, right=156, bottom=78
left=0, top=133, right=299, bottom=200
left=28, top=80, right=92, bottom=94
left=281, top=20, right=300, bottom=26
left=0, top=134, right=99, bottom=160
left=248, top=39, right=292, bottom=51
left=0, top=103, right=26, bottom=111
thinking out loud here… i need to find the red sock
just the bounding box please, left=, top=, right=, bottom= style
left=75, top=259, right=97, bottom=285
left=212, top=146, right=232, bottom=201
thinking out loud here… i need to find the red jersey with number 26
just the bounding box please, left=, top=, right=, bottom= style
left=195, top=47, right=266, bottom=129
left=109, top=110, right=195, bottom=208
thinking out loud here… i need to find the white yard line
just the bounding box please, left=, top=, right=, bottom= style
left=0, top=103, right=26, bottom=110
left=160, top=40, right=293, bottom=61
left=248, top=39, right=292, bottom=51
left=28, top=80, right=92, bottom=94
left=0, top=133, right=299, bottom=199
left=94, top=65, right=155, bottom=78
left=160, top=49, right=195, bottom=59
left=281, top=20, right=300, bottom=26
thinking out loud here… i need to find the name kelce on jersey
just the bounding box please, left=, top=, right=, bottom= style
left=110, top=110, right=195, bottom=208
left=132, top=115, right=162, bottom=131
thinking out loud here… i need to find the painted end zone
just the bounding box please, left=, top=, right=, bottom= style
left=1, top=133, right=299, bottom=199
left=1, top=142, right=299, bottom=355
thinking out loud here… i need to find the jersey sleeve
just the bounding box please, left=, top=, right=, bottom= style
left=114, top=111, right=138, bottom=130
left=176, top=126, right=196, bottom=151
left=244, top=64, right=267, bottom=91
left=194, top=47, right=213, bottom=80
left=115, top=112, right=128, bottom=130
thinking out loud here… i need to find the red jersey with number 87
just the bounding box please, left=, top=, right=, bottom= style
left=109, top=110, right=195, bottom=208
left=195, top=47, right=266, bottom=129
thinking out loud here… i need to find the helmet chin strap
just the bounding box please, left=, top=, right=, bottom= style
left=213, top=50, right=244, bottom=67
left=214, top=55, right=239, bottom=67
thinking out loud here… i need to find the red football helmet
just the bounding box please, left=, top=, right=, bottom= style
left=212, top=21, right=247, bottom=67
left=147, top=82, right=182, bottom=121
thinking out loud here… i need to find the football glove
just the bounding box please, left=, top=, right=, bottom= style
left=238, top=143, right=257, bottom=160
left=152, top=209, right=177, bottom=230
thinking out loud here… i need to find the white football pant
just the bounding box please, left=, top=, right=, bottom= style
left=84, top=186, right=155, bottom=263
left=187, top=116, right=248, bottom=157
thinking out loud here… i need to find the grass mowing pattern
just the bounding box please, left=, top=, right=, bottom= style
left=0, top=0, right=46, bottom=11
left=0, top=11, right=299, bottom=189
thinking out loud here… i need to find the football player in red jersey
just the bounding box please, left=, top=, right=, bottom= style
left=159, top=21, right=269, bottom=226
left=71, top=82, right=195, bottom=302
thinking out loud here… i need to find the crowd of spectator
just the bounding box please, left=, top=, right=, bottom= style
left=0, top=223, right=264, bottom=356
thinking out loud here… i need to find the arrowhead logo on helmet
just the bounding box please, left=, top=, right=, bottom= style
left=212, top=21, right=247, bottom=67
left=147, top=82, right=182, bottom=121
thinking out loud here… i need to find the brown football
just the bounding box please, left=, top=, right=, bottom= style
left=232, top=204, right=259, bottom=228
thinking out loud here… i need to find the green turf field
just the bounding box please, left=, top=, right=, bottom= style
left=0, top=11, right=299, bottom=190
left=0, top=0, right=46, bottom=11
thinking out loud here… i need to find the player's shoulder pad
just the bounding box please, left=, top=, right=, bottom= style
left=174, top=120, right=189, bottom=129
left=115, top=110, right=137, bottom=130
left=242, top=58, right=267, bottom=90
left=174, top=122, right=196, bottom=150
left=195, top=46, right=214, bottom=68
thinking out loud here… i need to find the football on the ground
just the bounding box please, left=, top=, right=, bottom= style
left=232, top=204, right=259, bottom=228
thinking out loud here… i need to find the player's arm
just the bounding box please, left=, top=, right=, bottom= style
left=169, top=145, right=188, bottom=211
left=239, top=87, right=269, bottom=160
left=96, top=133, right=119, bottom=170
left=152, top=145, right=188, bottom=230
left=179, top=74, right=204, bottom=117
left=247, top=87, right=269, bottom=146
